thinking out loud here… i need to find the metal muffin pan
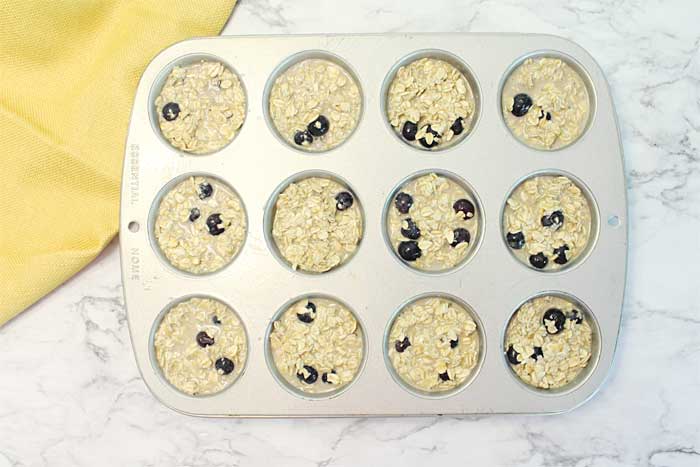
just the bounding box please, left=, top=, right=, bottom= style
left=120, top=33, right=627, bottom=416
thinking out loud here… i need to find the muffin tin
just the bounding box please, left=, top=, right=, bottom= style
left=120, top=33, right=627, bottom=416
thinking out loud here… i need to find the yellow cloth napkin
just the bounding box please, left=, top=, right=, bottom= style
left=0, top=0, right=237, bottom=325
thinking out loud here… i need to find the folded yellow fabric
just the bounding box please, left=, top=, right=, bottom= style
left=0, top=0, right=237, bottom=325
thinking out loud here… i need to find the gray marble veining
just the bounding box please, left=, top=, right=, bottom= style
left=0, top=0, right=698, bottom=465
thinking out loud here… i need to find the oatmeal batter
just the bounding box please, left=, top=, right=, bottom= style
left=387, top=173, right=479, bottom=271
left=271, top=176, right=363, bottom=273
left=154, top=297, right=247, bottom=396
left=505, top=295, right=593, bottom=389
left=388, top=296, right=480, bottom=393
left=154, top=176, right=246, bottom=274
left=504, top=175, right=592, bottom=270
left=502, top=57, right=590, bottom=150
left=155, top=60, right=246, bottom=154
left=387, top=57, right=476, bottom=150
left=269, top=297, right=364, bottom=395
left=268, top=58, right=362, bottom=151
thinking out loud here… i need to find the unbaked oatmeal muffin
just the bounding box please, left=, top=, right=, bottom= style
left=504, top=174, right=592, bottom=270
left=155, top=60, right=246, bottom=154
left=269, top=297, right=364, bottom=395
left=271, top=176, right=363, bottom=273
left=505, top=295, right=593, bottom=389
left=388, top=296, right=480, bottom=393
left=387, top=173, right=479, bottom=271
left=387, top=57, right=476, bottom=150
left=154, top=176, right=246, bottom=274
left=502, top=57, right=590, bottom=150
left=154, top=297, right=247, bottom=396
left=268, top=58, right=361, bottom=151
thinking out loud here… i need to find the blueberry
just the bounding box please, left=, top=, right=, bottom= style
left=398, top=241, right=422, bottom=262
left=418, top=125, right=440, bottom=148
left=450, top=228, right=470, bottom=247
left=529, top=252, right=548, bottom=269
left=293, top=130, right=313, bottom=146
left=335, top=191, right=354, bottom=211
left=322, top=369, right=336, bottom=384
left=307, top=115, right=330, bottom=137
left=394, top=192, right=413, bottom=214
left=438, top=371, right=450, bottom=382
left=511, top=93, right=533, bottom=117
left=296, top=312, right=314, bottom=323
left=198, top=182, right=213, bottom=200
left=400, top=218, right=421, bottom=240
left=212, top=315, right=221, bottom=325
left=453, top=199, right=475, bottom=220
left=206, top=213, right=221, bottom=228
left=297, top=301, right=316, bottom=323
left=296, top=365, right=318, bottom=384
left=188, top=207, right=201, bottom=222
left=450, top=338, right=459, bottom=349
left=553, top=244, right=570, bottom=265
left=450, top=117, right=464, bottom=136
left=196, top=331, right=215, bottom=347
left=206, top=213, right=225, bottom=236
left=506, top=231, right=525, bottom=250
left=543, top=308, right=567, bottom=335
left=162, top=102, right=180, bottom=121
left=401, top=121, right=418, bottom=141
left=530, top=346, right=544, bottom=361
left=215, top=357, right=235, bottom=375
left=395, top=336, right=411, bottom=353
left=541, top=210, right=564, bottom=229
left=551, top=210, right=565, bottom=228
left=569, top=309, right=583, bottom=324
left=506, top=345, right=521, bottom=365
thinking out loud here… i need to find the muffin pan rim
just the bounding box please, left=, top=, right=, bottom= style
left=147, top=52, right=249, bottom=156
left=146, top=171, right=249, bottom=277
left=379, top=48, right=483, bottom=153
left=381, top=168, right=486, bottom=276
left=263, top=293, right=370, bottom=401
left=498, top=167, right=601, bottom=274
left=497, top=49, right=598, bottom=153
left=148, top=293, right=251, bottom=398
left=382, top=291, right=487, bottom=399
left=120, top=33, right=627, bottom=416
left=262, top=49, right=366, bottom=154
left=262, top=169, right=366, bottom=276
left=499, top=290, right=602, bottom=397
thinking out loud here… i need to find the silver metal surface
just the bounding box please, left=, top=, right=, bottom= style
left=119, top=33, right=627, bottom=417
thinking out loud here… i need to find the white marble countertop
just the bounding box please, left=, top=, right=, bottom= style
left=1, top=1, right=698, bottom=465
